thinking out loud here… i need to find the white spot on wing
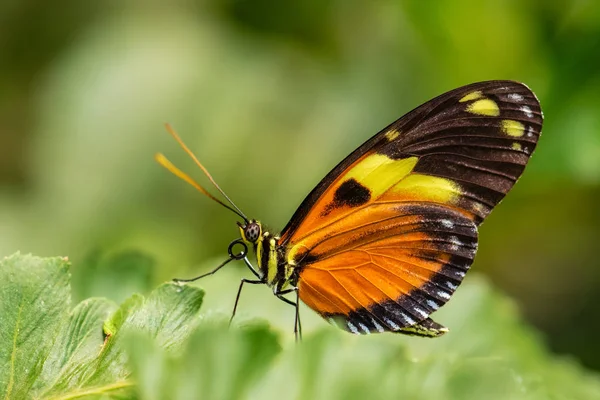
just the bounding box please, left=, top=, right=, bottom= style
left=441, top=219, right=455, bottom=229
left=414, top=307, right=428, bottom=318
left=371, top=317, right=385, bottom=333
left=401, top=312, right=416, bottom=325
left=521, top=105, right=534, bottom=118
left=438, top=290, right=451, bottom=300
left=358, top=323, right=370, bottom=334
left=426, top=299, right=440, bottom=310
left=383, top=317, right=400, bottom=330
left=457, top=271, right=466, bottom=278
left=527, top=126, right=535, bottom=137
left=347, top=321, right=360, bottom=334
left=508, top=93, right=524, bottom=101
left=449, top=236, right=463, bottom=251
left=446, top=281, right=458, bottom=290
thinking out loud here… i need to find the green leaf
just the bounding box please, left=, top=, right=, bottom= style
left=0, top=253, right=71, bottom=398
left=33, top=297, right=118, bottom=395
left=127, top=322, right=281, bottom=400
left=0, top=252, right=204, bottom=399
left=3, top=251, right=600, bottom=399
left=130, top=276, right=600, bottom=400
left=86, top=282, right=205, bottom=388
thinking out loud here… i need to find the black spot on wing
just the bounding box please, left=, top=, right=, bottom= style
left=321, top=178, right=371, bottom=216
left=334, top=179, right=371, bottom=207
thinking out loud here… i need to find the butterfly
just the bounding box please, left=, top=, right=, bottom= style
left=156, top=80, right=543, bottom=340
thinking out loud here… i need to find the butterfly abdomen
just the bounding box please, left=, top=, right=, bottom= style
left=254, top=230, right=287, bottom=288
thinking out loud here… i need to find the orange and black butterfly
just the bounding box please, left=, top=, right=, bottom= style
left=156, top=80, right=543, bottom=340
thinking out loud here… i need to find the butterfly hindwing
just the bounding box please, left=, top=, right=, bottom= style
left=296, top=203, right=477, bottom=334
left=280, top=80, right=543, bottom=335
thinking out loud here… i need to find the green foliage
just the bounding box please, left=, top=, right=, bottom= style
left=139, top=281, right=600, bottom=400
left=1, top=251, right=600, bottom=399
left=128, top=323, right=281, bottom=400
left=2, top=0, right=600, bottom=372
left=0, top=253, right=203, bottom=399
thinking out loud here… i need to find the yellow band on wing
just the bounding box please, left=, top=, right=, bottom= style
left=342, top=155, right=418, bottom=199
left=390, top=173, right=461, bottom=204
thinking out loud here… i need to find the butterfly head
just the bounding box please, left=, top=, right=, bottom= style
left=238, top=220, right=262, bottom=243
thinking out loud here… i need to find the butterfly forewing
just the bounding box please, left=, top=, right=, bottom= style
left=385, top=81, right=543, bottom=223
left=281, top=80, right=542, bottom=335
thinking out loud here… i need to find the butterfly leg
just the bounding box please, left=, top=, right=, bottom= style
left=230, top=278, right=264, bottom=326
left=275, top=287, right=302, bottom=342
left=174, top=239, right=253, bottom=283
left=173, top=257, right=234, bottom=283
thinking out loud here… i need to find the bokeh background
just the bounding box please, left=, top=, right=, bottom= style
left=1, top=0, right=600, bottom=372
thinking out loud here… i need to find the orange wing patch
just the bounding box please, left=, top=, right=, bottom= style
left=297, top=203, right=477, bottom=333
left=291, top=154, right=419, bottom=239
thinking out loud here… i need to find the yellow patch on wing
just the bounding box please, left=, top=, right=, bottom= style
left=466, top=99, right=500, bottom=116
left=459, top=91, right=483, bottom=102
left=385, top=129, right=400, bottom=141
left=283, top=153, right=419, bottom=243
left=501, top=120, right=525, bottom=137
left=389, top=174, right=461, bottom=204
left=511, top=142, right=522, bottom=151
left=342, top=154, right=418, bottom=199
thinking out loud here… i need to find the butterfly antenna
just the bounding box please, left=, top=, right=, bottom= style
left=155, top=124, right=249, bottom=223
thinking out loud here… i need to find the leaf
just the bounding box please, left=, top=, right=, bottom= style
left=130, top=275, right=600, bottom=400
left=127, top=321, right=281, bottom=400
left=3, top=251, right=600, bottom=399
left=259, top=276, right=600, bottom=400
left=85, top=282, right=205, bottom=387
left=0, top=253, right=71, bottom=398
left=33, top=297, right=118, bottom=395
left=0, top=252, right=204, bottom=399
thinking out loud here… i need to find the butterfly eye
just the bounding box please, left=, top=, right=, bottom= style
left=244, top=222, right=261, bottom=242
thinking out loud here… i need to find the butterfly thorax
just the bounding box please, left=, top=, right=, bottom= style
left=239, top=220, right=296, bottom=293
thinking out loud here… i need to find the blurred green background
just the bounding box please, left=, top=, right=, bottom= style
left=1, top=0, right=600, bottom=373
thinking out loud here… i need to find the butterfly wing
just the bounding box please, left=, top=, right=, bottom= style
left=280, top=81, right=543, bottom=334
left=297, top=202, right=478, bottom=335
